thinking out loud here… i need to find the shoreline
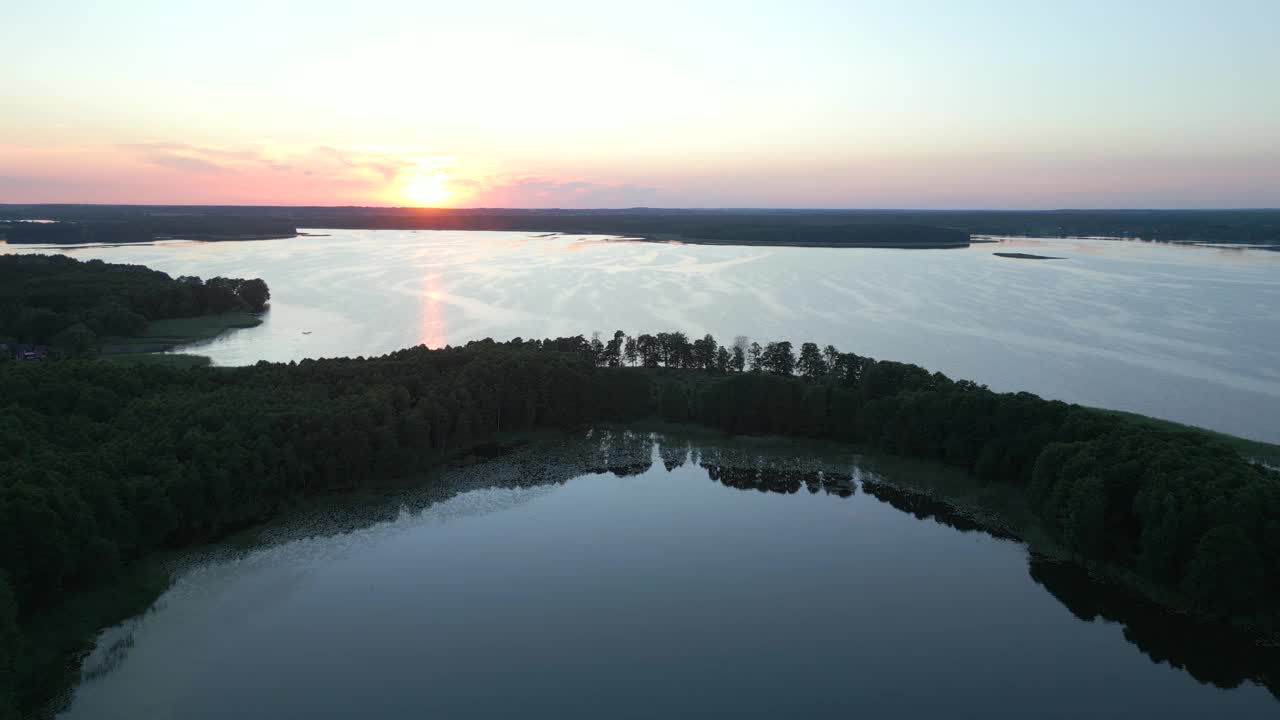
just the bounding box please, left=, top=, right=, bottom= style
left=28, top=422, right=1279, bottom=717
left=53, top=230, right=1272, bottom=251
left=3, top=229, right=974, bottom=249
left=0, top=233, right=299, bottom=248
left=621, top=233, right=972, bottom=249
left=972, top=233, right=1280, bottom=250
left=97, top=312, right=263, bottom=366
left=156, top=233, right=298, bottom=242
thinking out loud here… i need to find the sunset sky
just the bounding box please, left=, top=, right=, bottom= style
left=3, top=0, right=1278, bottom=208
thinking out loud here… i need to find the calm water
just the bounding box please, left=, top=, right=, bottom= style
left=4, top=231, right=1278, bottom=441
left=54, top=431, right=1277, bottom=719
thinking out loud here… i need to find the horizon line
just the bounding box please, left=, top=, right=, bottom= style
left=3, top=203, right=1279, bottom=213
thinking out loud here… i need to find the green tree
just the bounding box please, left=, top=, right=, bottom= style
left=51, top=323, right=97, bottom=358
left=1063, top=476, right=1107, bottom=563
left=589, top=333, right=605, bottom=366
left=715, top=346, right=731, bottom=373
left=730, top=339, right=746, bottom=373
left=822, top=344, right=840, bottom=371
left=15, top=308, right=67, bottom=343
left=797, top=342, right=827, bottom=379
left=660, top=382, right=689, bottom=421
left=603, top=330, right=625, bottom=368
left=636, top=334, right=660, bottom=367
left=692, top=334, right=717, bottom=371
left=0, top=574, right=21, bottom=720
left=1180, top=525, right=1266, bottom=616
left=762, top=341, right=795, bottom=376
left=667, top=332, right=692, bottom=368
left=236, top=278, right=271, bottom=312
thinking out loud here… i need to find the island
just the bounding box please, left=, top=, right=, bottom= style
left=993, top=252, right=1066, bottom=260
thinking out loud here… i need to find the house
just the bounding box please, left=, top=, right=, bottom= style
left=12, top=344, right=50, bottom=361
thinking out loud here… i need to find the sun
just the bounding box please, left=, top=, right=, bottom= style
left=400, top=172, right=453, bottom=207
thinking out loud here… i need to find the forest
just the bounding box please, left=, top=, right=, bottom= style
left=1, top=216, right=297, bottom=244
left=0, top=254, right=268, bottom=356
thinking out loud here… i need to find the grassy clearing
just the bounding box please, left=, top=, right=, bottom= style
left=99, top=353, right=212, bottom=368
left=96, top=312, right=261, bottom=365
left=100, top=312, right=261, bottom=352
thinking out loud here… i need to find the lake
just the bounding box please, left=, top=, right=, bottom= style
left=4, top=231, right=1278, bottom=442
left=53, top=430, right=1278, bottom=718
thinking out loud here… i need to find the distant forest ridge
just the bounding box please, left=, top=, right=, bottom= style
left=4, top=205, right=1280, bottom=246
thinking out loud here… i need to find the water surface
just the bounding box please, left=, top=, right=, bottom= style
left=4, top=231, right=1277, bottom=441
left=56, top=432, right=1278, bottom=719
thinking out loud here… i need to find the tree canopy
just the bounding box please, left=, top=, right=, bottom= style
left=0, top=254, right=269, bottom=352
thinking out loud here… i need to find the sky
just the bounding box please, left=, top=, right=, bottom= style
left=2, top=0, right=1278, bottom=209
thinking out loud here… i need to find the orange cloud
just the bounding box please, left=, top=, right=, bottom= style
left=0, top=140, right=666, bottom=207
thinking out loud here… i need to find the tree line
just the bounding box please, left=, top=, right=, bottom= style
left=2, top=216, right=297, bottom=244
left=534, top=329, right=833, bottom=378
left=0, top=254, right=269, bottom=354
left=14, top=206, right=1279, bottom=246
left=505, top=328, right=1280, bottom=629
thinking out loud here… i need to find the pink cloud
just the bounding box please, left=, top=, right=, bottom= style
left=0, top=141, right=667, bottom=208
left=457, top=174, right=660, bottom=208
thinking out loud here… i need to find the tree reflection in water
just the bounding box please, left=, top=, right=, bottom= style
left=146, top=428, right=1280, bottom=703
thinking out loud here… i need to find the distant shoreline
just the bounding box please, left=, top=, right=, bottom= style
left=155, top=233, right=298, bottom=242
left=6, top=206, right=1278, bottom=248
left=623, top=234, right=971, bottom=249
left=1, top=226, right=976, bottom=249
